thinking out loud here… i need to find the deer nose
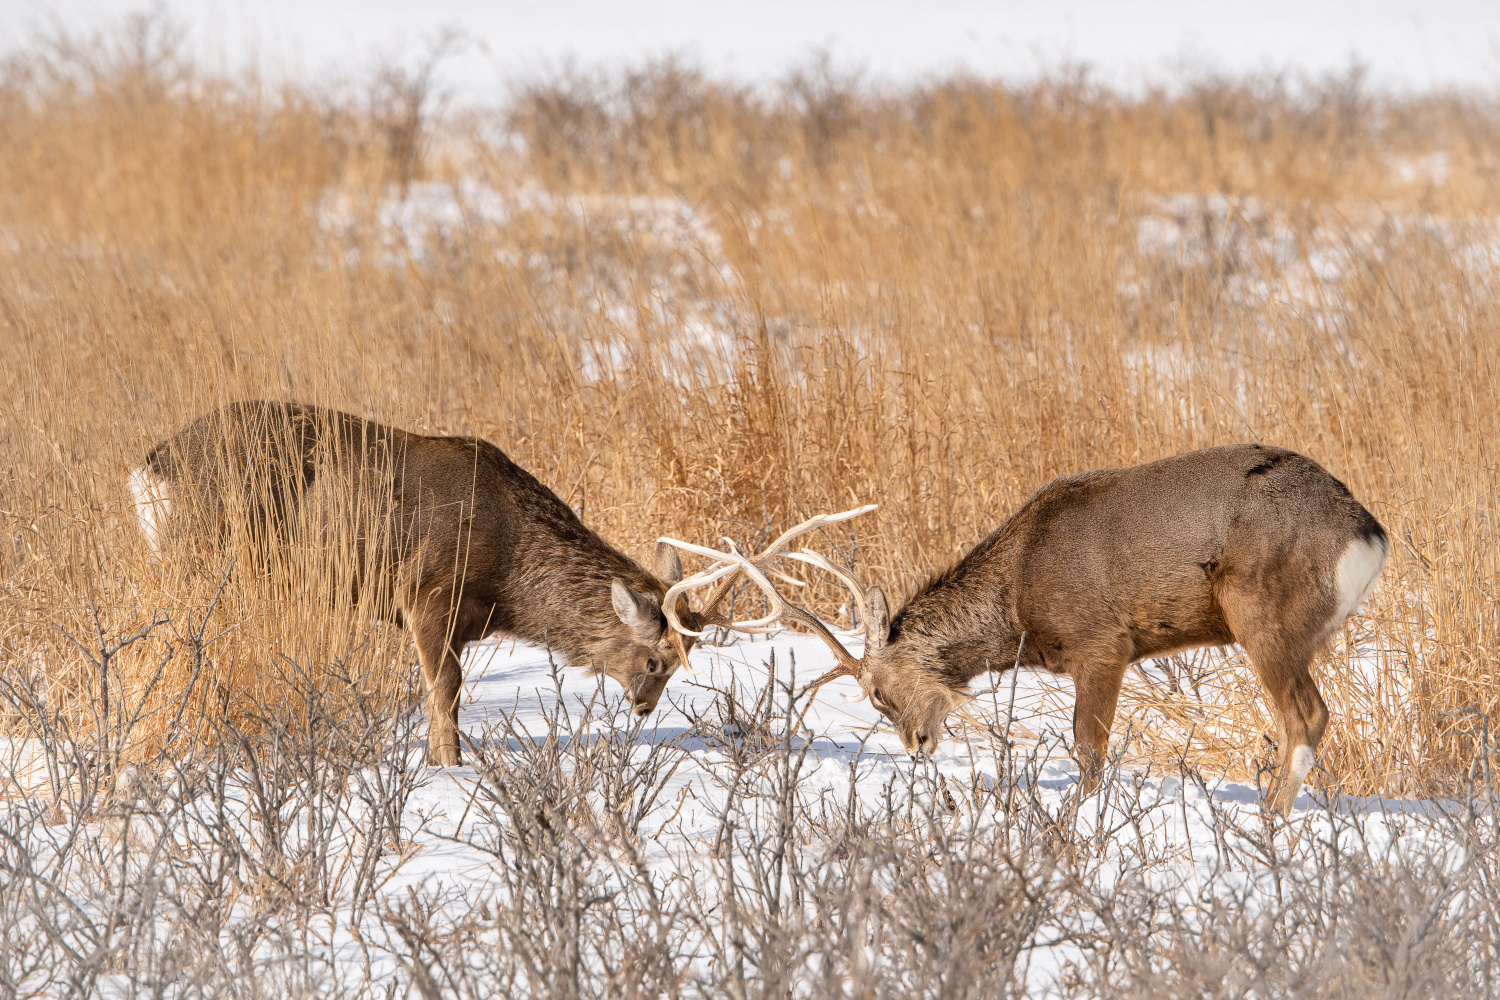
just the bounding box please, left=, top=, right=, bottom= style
left=634, top=703, right=652, bottom=717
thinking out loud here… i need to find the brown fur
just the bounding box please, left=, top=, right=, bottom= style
left=856, top=444, right=1388, bottom=814
left=133, top=401, right=697, bottom=765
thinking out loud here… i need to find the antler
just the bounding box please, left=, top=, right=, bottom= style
left=658, top=504, right=877, bottom=708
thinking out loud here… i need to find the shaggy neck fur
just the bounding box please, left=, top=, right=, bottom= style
left=510, top=539, right=664, bottom=670
left=885, top=523, right=1026, bottom=691
left=487, top=462, right=666, bottom=670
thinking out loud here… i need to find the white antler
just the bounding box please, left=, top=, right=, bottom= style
left=782, top=550, right=869, bottom=636
left=657, top=505, right=879, bottom=707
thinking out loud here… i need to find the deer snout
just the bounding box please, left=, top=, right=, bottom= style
left=629, top=672, right=670, bottom=717
left=896, top=695, right=951, bottom=755
left=899, top=725, right=932, bottom=755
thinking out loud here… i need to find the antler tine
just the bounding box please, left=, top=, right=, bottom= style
left=781, top=550, right=870, bottom=637
left=755, top=505, right=878, bottom=564
left=707, top=535, right=871, bottom=673
left=658, top=554, right=745, bottom=677
left=797, top=662, right=864, bottom=717
left=720, top=537, right=806, bottom=590
left=656, top=537, right=786, bottom=640
left=703, top=545, right=799, bottom=631
left=657, top=504, right=879, bottom=695
left=657, top=536, right=760, bottom=624
left=659, top=552, right=741, bottom=638
left=662, top=536, right=864, bottom=670
left=779, top=550, right=875, bottom=704
left=658, top=506, right=878, bottom=633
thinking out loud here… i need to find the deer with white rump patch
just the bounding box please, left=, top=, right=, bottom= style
left=130, top=400, right=707, bottom=765
left=659, top=445, right=1387, bottom=815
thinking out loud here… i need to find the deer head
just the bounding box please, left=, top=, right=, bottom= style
left=601, top=542, right=704, bottom=715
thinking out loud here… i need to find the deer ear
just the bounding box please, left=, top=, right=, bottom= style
left=864, top=587, right=890, bottom=650
left=611, top=580, right=667, bottom=643
left=654, top=541, right=683, bottom=584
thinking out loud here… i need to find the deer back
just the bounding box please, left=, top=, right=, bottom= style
left=1007, top=445, right=1381, bottom=660
left=133, top=401, right=686, bottom=680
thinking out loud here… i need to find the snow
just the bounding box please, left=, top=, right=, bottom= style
left=0, top=605, right=1465, bottom=993
left=317, top=180, right=744, bottom=384
left=448, top=628, right=1300, bottom=842
left=319, top=181, right=728, bottom=274
left=290, top=629, right=1415, bottom=992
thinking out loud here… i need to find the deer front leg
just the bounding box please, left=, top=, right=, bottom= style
left=1071, top=662, right=1126, bottom=795
left=407, top=592, right=467, bottom=767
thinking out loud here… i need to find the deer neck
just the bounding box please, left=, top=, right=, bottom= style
left=505, top=523, right=659, bottom=668
left=890, top=528, right=1024, bottom=687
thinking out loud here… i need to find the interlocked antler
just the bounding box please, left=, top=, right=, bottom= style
left=657, top=504, right=877, bottom=708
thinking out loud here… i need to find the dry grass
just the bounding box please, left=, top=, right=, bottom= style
left=3, top=15, right=1499, bottom=796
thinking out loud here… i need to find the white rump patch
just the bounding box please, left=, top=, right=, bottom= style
left=127, top=465, right=173, bottom=559
left=1333, top=534, right=1388, bottom=625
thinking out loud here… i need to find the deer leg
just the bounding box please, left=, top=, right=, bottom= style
left=1242, top=641, right=1329, bottom=815
left=1219, top=579, right=1333, bottom=816
left=1070, top=661, right=1126, bottom=794
left=1278, top=670, right=1330, bottom=815
left=406, top=589, right=469, bottom=767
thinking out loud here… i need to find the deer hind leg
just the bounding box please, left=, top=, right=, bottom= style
left=404, top=587, right=471, bottom=767
left=1250, top=643, right=1328, bottom=815
left=1229, top=618, right=1330, bottom=815
left=1218, top=568, right=1338, bottom=816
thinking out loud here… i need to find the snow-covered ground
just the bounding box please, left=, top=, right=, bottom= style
left=323, top=633, right=1500, bottom=995
left=1, top=619, right=1473, bottom=996
left=425, top=626, right=1417, bottom=890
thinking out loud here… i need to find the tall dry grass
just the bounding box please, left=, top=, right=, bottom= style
left=2, top=15, right=1498, bottom=796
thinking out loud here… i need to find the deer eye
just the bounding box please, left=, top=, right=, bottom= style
left=645, top=658, right=660, bottom=674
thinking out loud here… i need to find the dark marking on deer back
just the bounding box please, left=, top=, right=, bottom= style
left=1245, top=452, right=1293, bottom=477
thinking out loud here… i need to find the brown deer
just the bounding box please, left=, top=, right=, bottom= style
left=659, top=445, right=1387, bottom=815
left=129, top=400, right=702, bottom=765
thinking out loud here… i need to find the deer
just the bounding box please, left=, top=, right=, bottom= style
left=128, top=400, right=706, bottom=765
left=657, top=444, right=1388, bottom=815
